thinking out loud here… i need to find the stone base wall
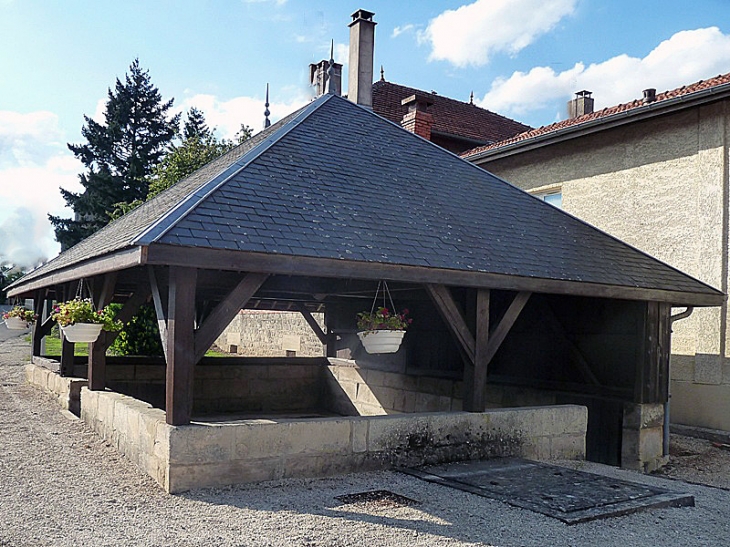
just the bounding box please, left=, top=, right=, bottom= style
left=81, top=388, right=171, bottom=488
left=670, top=380, right=730, bottom=432
left=26, top=362, right=86, bottom=416
left=622, top=402, right=667, bottom=472
left=77, top=384, right=586, bottom=492
left=326, top=359, right=463, bottom=416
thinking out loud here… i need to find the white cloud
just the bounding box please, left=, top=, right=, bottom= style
left=392, top=24, right=415, bottom=38
left=0, top=110, right=81, bottom=268
left=421, top=0, right=577, bottom=67
left=179, top=91, right=310, bottom=139
left=479, top=27, right=730, bottom=119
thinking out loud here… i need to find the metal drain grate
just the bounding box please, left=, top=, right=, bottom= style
left=335, top=490, right=419, bottom=508
left=404, top=458, right=694, bottom=524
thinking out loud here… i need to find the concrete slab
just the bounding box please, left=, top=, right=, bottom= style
left=404, top=458, right=694, bottom=525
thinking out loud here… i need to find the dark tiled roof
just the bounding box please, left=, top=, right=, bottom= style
left=16, top=106, right=308, bottom=286
left=463, top=72, right=730, bottom=157
left=15, top=94, right=721, bottom=301
left=372, top=80, right=531, bottom=144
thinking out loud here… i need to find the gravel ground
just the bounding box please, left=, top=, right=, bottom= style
left=2, top=335, right=730, bottom=547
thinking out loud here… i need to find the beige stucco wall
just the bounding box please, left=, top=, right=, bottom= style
left=478, top=100, right=730, bottom=431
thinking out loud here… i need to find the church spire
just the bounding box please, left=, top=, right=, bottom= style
left=264, top=83, right=271, bottom=128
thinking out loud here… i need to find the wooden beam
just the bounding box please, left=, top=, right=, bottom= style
left=145, top=244, right=725, bottom=307
left=193, top=272, right=268, bottom=363
left=425, top=284, right=475, bottom=365
left=481, top=291, right=531, bottom=366
left=149, top=266, right=169, bottom=361
left=469, top=289, right=490, bottom=411
left=166, top=266, right=197, bottom=425
left=297, top=304, right=327, bottom=345
left=540, top=301, right=601, bottom=386
left=88, top=273, right=118, bottom=391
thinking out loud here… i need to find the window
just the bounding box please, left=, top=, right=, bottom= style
left=534, top=190, right=562, bottom=208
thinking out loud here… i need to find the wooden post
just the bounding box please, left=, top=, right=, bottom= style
left=165, top=266, right=197, bottom=426
left=88, top=273, right=117, bottom=391
left=31, top=290, right=47, bottom=358
left=470, top=289, right=490, bottom=411
left=59, top=335, right=75, bottom=377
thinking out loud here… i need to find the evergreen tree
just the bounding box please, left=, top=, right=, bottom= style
left=49, top=59, right=179, bottom=250
left=182, top=107, right=210, bottom=140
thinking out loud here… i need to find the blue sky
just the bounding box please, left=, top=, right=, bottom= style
left=2, top=0, right=730, bottom=268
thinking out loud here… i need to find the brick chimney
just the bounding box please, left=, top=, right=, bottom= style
left=309, top=59, right=342, bottom=97
left=401, top=93, right=434, bottom=140
left=567, top=90, right=594, bottom=119
left=348, top=9, right=376, bottom=108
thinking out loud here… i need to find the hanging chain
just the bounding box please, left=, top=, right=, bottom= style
left=369, top=280, right=398, bottom=314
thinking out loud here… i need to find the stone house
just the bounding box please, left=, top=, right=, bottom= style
left=463, top=73, right=730, bottom=432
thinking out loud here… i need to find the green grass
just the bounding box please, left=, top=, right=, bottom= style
left=43, top=336, right=89, bottom=356
left=42, top=335, right=229, bottom=358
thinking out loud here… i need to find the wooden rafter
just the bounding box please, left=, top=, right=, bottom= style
left=481, top=292, right=531, bottom=366
left=297, top=303, right=327, bottom=345
left=193, top=272, right=269, bottom=363
left=425, top=284, right=475, bottom=365
left=149, top=266, right=169, bottom=361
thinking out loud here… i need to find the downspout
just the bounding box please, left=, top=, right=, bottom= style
left=664, top=307, right=694, bottom=456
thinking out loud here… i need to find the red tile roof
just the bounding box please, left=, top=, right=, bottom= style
left=372, top=80, right=531, bottom=144
left=462, top=72, right=730, bottom=158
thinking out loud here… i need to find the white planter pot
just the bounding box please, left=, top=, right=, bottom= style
left=4, top=316, right=28, bottom=330
left=357, top=330, right=406, bottom=354
left=61, top=323, right=103, bottom=343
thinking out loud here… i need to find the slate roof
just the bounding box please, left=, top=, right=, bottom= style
left=11, top=93, right=722, bottom=303
left=372, top=80, right=531, bottom=144
left=463, top=72, right=730, bottom=158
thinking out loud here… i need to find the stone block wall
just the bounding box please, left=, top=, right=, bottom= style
left=215, top=310, right=325, bottom=357
left=81, top=387, right=171, bottom=488
left=26, top=362, right=86, bottom=415
left=622, top=402, right=666, bottom=472
left=478, top=101, right=730, bottom=432
left=325, top=359, right=463, bottom=416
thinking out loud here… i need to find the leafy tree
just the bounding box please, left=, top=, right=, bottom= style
left=49, top=59, right=179, bottom=250
left=146, top=110, right=253, bottom=199
left=108, top=303, right=163, bottom=356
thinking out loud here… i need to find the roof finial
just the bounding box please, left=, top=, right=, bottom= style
left=380, top=65, right=385, bottom=81
left=264, top=83, right=271, bottom=128
left=326, top=40, right=336, bottom=95
left=469, top=90, right=474, bottom=105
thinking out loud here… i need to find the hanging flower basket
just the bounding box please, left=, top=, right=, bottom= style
left=51, top=298, right=122, bottom=344
left=356, top=293, right=412, bottom=354
left=3, top=306, right=35, bottom=330
left=4, top=316, right=28, bottom=330
left=60, top=323, right=104, bottom=343
left=357, top=329, right=406, bottom=354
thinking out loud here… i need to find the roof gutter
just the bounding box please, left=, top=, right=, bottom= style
left=466, top=82, right=730, bottom=162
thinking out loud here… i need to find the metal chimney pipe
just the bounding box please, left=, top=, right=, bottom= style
left=348, top=9, right=376, bottom=108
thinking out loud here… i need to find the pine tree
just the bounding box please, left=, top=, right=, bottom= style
left=49, top=59, right=179, bottom=250
left=182, top=107, right=210, bottom=140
